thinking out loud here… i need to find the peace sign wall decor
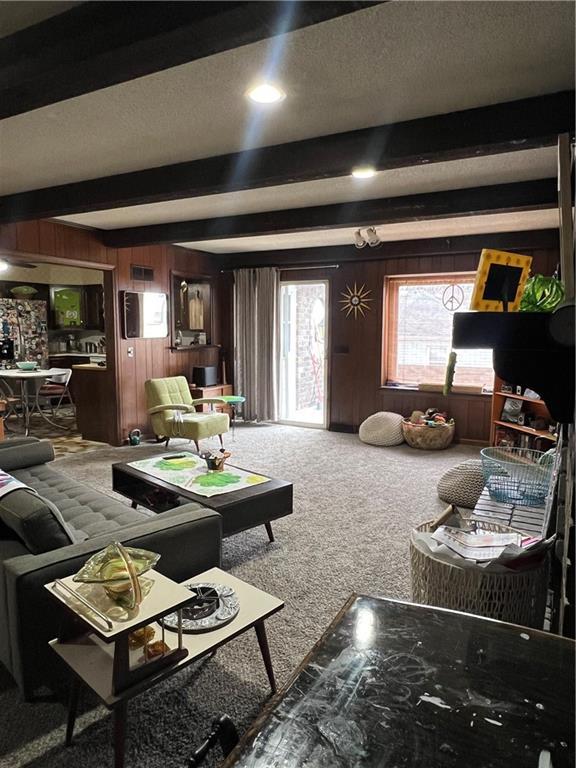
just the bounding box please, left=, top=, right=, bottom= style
left=442, top=284, right=465, bottom=312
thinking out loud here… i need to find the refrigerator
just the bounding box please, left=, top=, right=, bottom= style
left=0, top=298, right=48, bottom=365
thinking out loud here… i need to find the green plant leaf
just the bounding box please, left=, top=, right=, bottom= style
left=520, top=275, right=565, bottom=312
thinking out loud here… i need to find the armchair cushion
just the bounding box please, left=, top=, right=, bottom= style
left=145, top=376, right=230, bottom=441
left=165, top=411, right=229, bottom=440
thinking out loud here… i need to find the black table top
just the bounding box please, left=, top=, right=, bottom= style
left=224, top=596, right=575, bottom=768
left=112, top=458, right=291, bottom=510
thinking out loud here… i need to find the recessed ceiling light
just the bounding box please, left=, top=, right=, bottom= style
left=247, top=83, right=286, bottom=104
left=352, top=166, right=376, bottom=179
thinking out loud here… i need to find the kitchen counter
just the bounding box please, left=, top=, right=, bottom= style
left=51, top=353, right=105, bottom=359
left=71, top=364, right=107, bottom=371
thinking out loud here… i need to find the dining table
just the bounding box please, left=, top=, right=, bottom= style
left=0, top=368, right=70, bottom=436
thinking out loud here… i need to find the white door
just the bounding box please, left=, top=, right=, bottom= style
left=279, top=281, right=328, bottom=427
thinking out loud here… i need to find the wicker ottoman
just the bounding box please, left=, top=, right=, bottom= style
left=411, top=520, right=549, bottom=628
left=437, top=459, right=484, bottom=509
left=359, top=412, right=404, bottom=446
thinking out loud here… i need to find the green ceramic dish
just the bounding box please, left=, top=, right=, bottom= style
left=10, top=286, right=38, bottom=298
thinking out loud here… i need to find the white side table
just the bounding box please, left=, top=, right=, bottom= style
left=47, top=567, right=284, bottom=768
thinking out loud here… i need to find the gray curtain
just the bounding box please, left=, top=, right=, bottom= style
left=234, top=267, right=279, bottom=421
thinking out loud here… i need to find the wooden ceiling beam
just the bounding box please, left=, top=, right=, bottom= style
left=101, top=179, right=557, bottom=247
left=0, top=92, right=572, bottom=224
left=0, top=1, right=375, bottom=119
left=218, top=229, right=560, bottom=269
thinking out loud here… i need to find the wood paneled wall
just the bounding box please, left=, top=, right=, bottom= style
left=0, top=220, right=226, bottom=444
left=271, top=233, right=560, bottom=443
left=0, top=220, right=560, bottom=445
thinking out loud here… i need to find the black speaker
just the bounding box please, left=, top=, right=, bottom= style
left=193, top=365, right=218, bottom=387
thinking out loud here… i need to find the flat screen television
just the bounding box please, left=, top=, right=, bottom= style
left=122, top=291, right=168, bottom=338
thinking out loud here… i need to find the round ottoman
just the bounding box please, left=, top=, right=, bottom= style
left=437, top=459, right=484, bottom=509
left=359, top=412, right=404, bottom=446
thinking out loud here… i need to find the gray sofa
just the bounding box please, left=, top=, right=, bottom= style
left=0, top=438, right=222, bottom=699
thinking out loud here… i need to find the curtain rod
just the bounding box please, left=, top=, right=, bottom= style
left=222, top=264, right=340, bottom=273
left=282, top=264, right=340, bottom=271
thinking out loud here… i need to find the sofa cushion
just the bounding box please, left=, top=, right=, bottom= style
left=0, top=488, right=75, bottom=554
left=0, top=439, right=54, bottom=472
left=11, top=464, right=149, bottom=541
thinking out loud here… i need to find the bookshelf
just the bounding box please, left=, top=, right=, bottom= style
left=490, top=375, right=557, bottom=448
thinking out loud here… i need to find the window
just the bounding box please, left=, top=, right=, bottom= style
left=384, top=274, right=493, bottom=389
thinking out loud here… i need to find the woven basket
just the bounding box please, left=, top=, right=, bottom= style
left=410, top=520, right=549, bottom=628
left=402, top=419, right=455, bottom=450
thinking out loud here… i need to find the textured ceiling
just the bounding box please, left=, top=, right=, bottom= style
left=55, top=147, right=557, bottom=230
left=1, top=1, right=573, bottom=196
left=177, top=210, right=559, bottom=253
left=0, top=1, right=80, bottom=38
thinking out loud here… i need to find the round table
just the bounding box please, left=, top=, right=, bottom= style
left=0, top=368, right=70, bottom=436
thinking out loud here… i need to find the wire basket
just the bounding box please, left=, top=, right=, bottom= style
left=480, top=446, right=553, bottom=507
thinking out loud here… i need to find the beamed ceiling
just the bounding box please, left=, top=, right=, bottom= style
left=0, top=1, right=574, bottom=255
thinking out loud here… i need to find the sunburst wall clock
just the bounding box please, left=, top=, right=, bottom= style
left=339, top=283, right=372, bottom=318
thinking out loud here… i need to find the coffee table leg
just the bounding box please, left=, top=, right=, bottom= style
left=114, top=702, right=128, bottom=768
left=255, top=620, right=276, bottom=693
left=65, top=677, right=80, bottom=746
left=264, top=522, right=275, bottom=543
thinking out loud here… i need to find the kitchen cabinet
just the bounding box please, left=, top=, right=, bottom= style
left=50, top=286, right=84, bottom=329
left=84, top=284, right=104, bottom=330
left=49, top=285, right=104, bottom=331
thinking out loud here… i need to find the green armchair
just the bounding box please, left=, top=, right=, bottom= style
left=145, top=376, right=229, bottom=451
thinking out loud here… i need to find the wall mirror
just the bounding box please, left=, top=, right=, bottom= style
left=123, top=291, right=168, bottom=338
left=171, top=273, right=212, bottom=346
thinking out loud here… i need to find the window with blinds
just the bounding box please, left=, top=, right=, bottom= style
left=384, top=274, right=493, bottom=388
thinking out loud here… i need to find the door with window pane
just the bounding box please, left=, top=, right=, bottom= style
left=279, top=281, right=328, bottom=427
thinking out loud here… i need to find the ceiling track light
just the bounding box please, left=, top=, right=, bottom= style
left=354, top=230, right=367, bottom=249
left=354, top=227, right=381, bottom=249
left=366, top=226, right=381, bottom=248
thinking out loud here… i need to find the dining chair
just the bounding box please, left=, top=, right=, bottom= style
left=38, top=368, right=74, bottom=415
left=0, top=377, right=22, bottom=430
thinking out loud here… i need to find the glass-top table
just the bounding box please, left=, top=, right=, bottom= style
left=223, top=595, right=575, bottom=768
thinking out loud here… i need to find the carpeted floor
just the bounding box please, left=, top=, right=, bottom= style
left=0, top=425, right=478, bottom=768
left=4, top=407, right=108, bottom=458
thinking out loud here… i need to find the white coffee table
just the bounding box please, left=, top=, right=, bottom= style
left=49, top=567, right=284, bottom=768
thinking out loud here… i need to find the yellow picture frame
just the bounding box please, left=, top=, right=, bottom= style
left=470, top=249, right=532, bottom=312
